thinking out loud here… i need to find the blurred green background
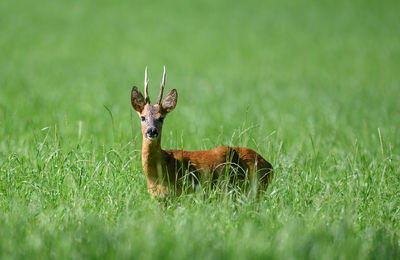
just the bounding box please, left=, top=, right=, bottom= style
left=0, top=0, right=399, bottom=259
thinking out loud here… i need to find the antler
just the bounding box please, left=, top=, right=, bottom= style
left=144, top=66, right=150, bottom=103
left=156, top=66, right=166, bottom=105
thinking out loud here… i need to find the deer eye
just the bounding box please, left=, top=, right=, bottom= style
left=141, top=116, right=145, bottom=122
left=158, top=117, right=164, bottom=123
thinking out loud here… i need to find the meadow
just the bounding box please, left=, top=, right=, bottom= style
left=0, top=0, right=399, bottom=258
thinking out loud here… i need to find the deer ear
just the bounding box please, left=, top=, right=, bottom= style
left=161, top=89, right=178, bottom=113
left=131, top=86, right=145, bottom=112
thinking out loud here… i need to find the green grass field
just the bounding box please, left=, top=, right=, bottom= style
left=1, top=0, right=399, bottom=258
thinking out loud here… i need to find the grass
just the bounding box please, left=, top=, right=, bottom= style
left=0, top=0, right=399, bottom=258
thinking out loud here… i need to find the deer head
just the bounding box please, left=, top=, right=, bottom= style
left=131, top=66, right=178, bottom=141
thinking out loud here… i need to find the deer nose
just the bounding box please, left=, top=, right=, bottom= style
left=146, top=128, right=158, bottom=139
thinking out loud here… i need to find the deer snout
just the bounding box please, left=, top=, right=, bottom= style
left=146, top=127, right=158, bottom=139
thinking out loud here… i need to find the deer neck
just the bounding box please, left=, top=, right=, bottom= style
left=141, top=136, right=165, bottom=178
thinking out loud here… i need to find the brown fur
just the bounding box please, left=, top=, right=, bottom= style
left=131, top=69, right=273, bottom=198
left=142, top=139, right=273, bottom=198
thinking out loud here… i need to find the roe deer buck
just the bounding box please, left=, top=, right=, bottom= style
left=131, top=66, right=273, bottom=198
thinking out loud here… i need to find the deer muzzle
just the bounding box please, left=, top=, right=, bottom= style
left=146, top=127, right=159, bottom=139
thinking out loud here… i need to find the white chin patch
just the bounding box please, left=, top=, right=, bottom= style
left=146, top=135, right=157, bottom=140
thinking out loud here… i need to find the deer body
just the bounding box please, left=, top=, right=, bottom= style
left=131, top=67, right=273, bottom=198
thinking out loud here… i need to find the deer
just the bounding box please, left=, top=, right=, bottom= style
left=131, top=66, right=273, bottom=198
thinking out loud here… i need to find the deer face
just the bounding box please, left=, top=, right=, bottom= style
left=131, top=67, right=177, bottom=141
left=138, top=103, right=165, bottom=140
